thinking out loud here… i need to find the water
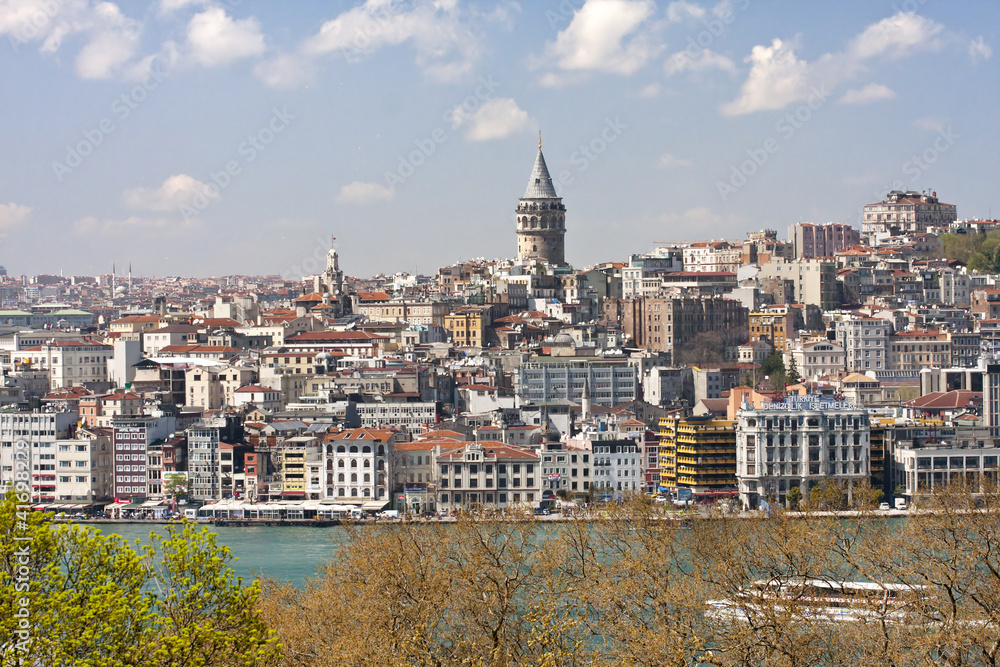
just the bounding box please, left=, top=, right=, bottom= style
left=102, top=524, right=347, bottom=586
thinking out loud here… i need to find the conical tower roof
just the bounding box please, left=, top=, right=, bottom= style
left=523, top=148, right=559, bottom=199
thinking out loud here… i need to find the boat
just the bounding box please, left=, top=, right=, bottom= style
left=706, top=578, right=928, bottom=624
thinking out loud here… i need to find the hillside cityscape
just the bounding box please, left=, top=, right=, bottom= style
left=1, top=143, right=997, bottom=517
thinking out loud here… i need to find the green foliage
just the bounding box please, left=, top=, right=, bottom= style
left=943, top=229, right=1000, bottom=272
left=808, top=480, right=847, bottom=511
left=785, top=486, right=802, bottom=509
left=785, top=356, right=801, bottom=385
left=0, top=491, right=281, bottom=667
left=760, top=352, right=785, bottom=377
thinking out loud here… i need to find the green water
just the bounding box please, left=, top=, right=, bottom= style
left=105, top=524, right=347, bottom=586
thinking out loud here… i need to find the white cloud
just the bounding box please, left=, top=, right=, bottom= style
left=659, top=153, right=692, bottom=168
left=542, top=0, right=661, bottom=75
left=0, top=202, right=32, bottom=234
left=665, top=0, right=705, bottom=23
left=839, top=82, right=896, bottom=105
left=0, top=0, right=143, bottom=79
left=337, top=181, right=395, bottom=205
left=254, top=51, right=316, bottom=89
left=75, top=2, right=142, bottom=79
left=638, top=82, right=661, bottom=98
left=722, top=12, right=945, bottom=115
left=913, top=116, right=947, bottom=132
left=158, top=0, right=207, bottom=13
left=664, top=47, right=736, bottom=75
left=299, top=0, right=481, bottom=83
left=846, top=12, right=944, bottom=61
left=721, top=38, right=810, bottom=115
left=451, top=97, right=532, bottom=141
left=969, top=36, right=992, bottom=63
left=123, top=174, right=218, bottom=211
left=186, top=7, right=266, bottom=67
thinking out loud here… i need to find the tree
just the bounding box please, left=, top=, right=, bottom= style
left=760, top=352, right=785, bottom=377
left=0, top=492, right=280, bottom=666
left=806, top=479, right=846, bottom=511
left=163, top=474, right=190, bottom=500
left=677, top=331, right=727, bottom=366
left=785, top=356, right=801, bottom=385
left=785, top=485, right=802, bottom=509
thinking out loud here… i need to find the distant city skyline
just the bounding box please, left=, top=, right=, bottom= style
left=1, top=0, right=997, bottom=278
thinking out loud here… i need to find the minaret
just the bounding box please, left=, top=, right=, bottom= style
left=111, top=262, right=116, bottom=293
left=516, top=133, right=566, bottom=265
left=128, top=263, right=132, bottom=295
left=581, top=376, right=591, bottom=421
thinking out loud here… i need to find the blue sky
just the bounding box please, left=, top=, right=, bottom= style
left=0, top=0, right=997, bottom=279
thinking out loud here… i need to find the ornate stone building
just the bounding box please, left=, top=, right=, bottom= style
left=516, top=137, right=566, bottom=265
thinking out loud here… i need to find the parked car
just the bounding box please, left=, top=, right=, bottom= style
left=879, top=502, right=891, bottom=511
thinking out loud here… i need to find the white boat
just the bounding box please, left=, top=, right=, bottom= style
left=706, top=578, right=928, bottom=624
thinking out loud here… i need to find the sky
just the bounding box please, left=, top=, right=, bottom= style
left=0, top=0, right=997, bottom=280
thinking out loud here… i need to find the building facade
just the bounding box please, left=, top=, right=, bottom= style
left=736, top=396, right=871, bottom=508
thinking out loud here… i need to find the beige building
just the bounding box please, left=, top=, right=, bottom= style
left=184, top=366, right=256, bottom=409
left=436, top=442, right=541, bottom=512
left=55, top=435, right=113, bottom=502
left=13, top=339, right=112, bottom=390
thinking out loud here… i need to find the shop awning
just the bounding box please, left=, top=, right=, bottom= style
left=362, top=500, right=389, bottom=511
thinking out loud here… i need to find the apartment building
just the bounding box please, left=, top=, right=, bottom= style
left=835, top=318, right=890, bottom=372
left=436, top=442, right=540, bottom=512
left=0, top=410, right=77, bottom=504
left=591, top=438, right=643, bottom=500
left=658, top=415, right=736, bottom=497
left=788, top=222, right=860, bottom=259
left=888, top=330, right=951, bottom=372
left=324, top=428, right=393, bottom=501
left=736, top=395, right=871, bottom=508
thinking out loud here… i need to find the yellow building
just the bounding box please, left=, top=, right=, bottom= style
left=445, top=306, right=490, bottom=348
left=749, top=308, right=795, bottom=352
left=658, top=415, right=737, bottom=497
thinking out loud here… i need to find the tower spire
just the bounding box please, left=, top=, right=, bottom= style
left=538, top=130, right=542, bottom=150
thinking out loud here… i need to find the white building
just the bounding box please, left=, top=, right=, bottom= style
left=893, top=441, right=1000, bottom=499
left=233, top=385, right=282, bottom=412
left=55, top=436, right=112, bottom=502
left=142, top=323, right=200, bottom=356
left=355, top=401, right=437, bottom=435
left=436, top=442, right=540, bottom=512
left=13, top=339, right=112, bottom=390
left=789, top=339, right=847, bottom=380
left=187, top=418, right=226, bottom=502
left=324, top=428, right=393, bottom=501
left=835, top=318, right=889, bottom=373
left=0, top=410, right=78, bottom=504
left=540, top=440, right=592, bottom=498
left=736, top=395, right=870, bottom=508
left=591, top=439, right=643, bottom=500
